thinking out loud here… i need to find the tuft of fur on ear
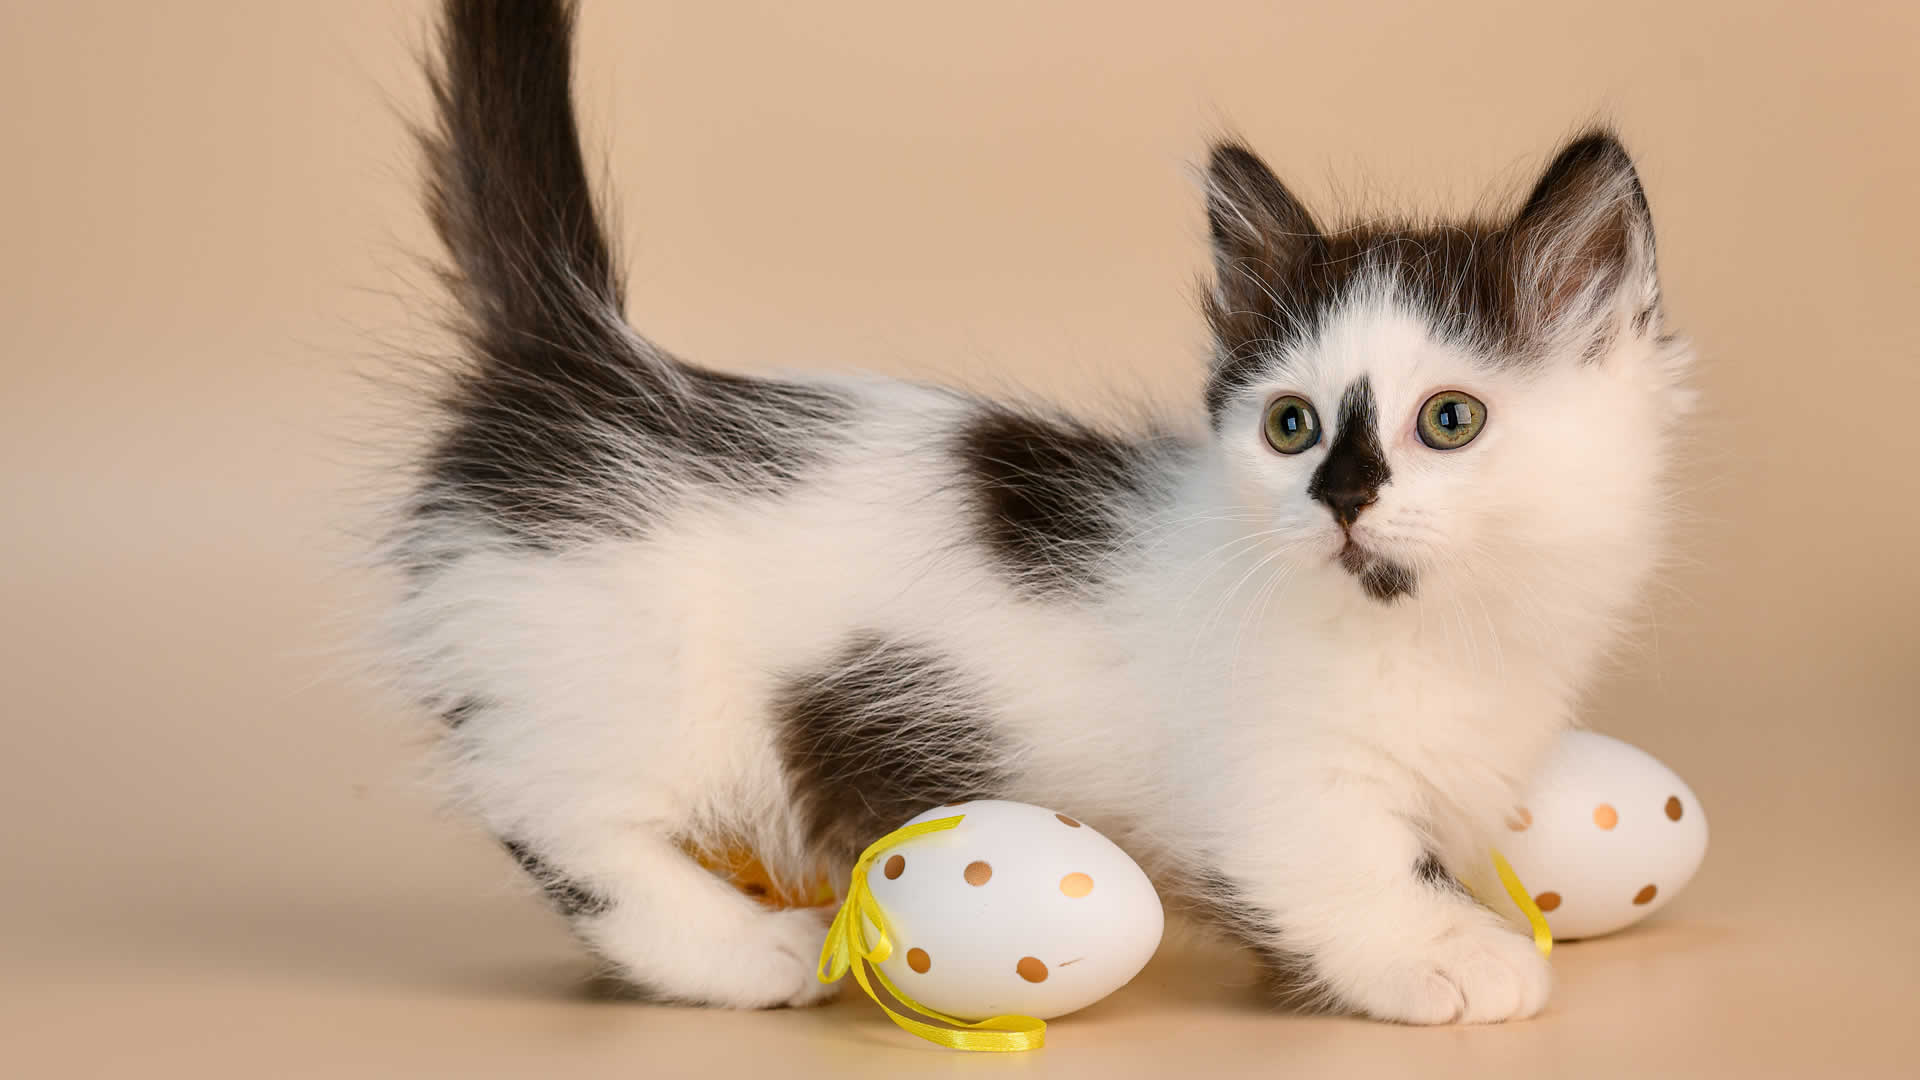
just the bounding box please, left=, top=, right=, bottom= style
left=1201, top=143, right=1324, bottom=413
left=1506, top=131, right=1660, bottom=354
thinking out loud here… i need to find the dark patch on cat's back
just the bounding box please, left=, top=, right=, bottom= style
left=422, top=361, right=851, bottom=548
left=959, top=407, right=1166, bottom=598
left=502, top=838, right=613, bottom=918
left=773, top=634, right=1004, bottom=862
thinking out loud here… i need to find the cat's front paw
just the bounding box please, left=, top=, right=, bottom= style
left=1340, top=918, right=1551, bottom=1025
left=749, top=906, right=844, bottom=1008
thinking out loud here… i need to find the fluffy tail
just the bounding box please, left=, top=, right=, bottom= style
left=409, top=1, right=848, bottom=548
left=422, top=0, right=643, bottom=372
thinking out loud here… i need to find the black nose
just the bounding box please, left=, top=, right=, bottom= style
left=1308, top=375, right=1392, bottom=529
left=1320, top=487, right=1376, bottom=528
left=1309, top=435, right=1387, bottom=527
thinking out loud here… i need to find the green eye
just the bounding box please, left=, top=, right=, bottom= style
left=1263, top=395, right=1320, bottom=454
left=1417, top=390, right=1487, bottom=450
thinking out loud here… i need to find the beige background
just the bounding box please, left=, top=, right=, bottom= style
left=3, top=1, right=1917, bottom=1076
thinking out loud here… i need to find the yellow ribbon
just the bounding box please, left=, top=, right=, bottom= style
left=1490, top=848, right=1554, bottom=957
left=816, top=814, right=1047, bottom=1052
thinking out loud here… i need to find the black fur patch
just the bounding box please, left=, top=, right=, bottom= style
left=1178, top=868, right=1321, bottom=1007
left=1308, top=378, right=1390, bottom=527
left=1415, top=850, right=1462, bottom=893
left=959, top=407, right=1167, bottom=598
left=773, top=634, right=1004, bottom=862
left=412, top=0, right=849, bottom=549
left=1346, top=552, right=1417, bottom=604
left=1202, top=132, right=1658, bottom=420
left=502, top=839, right=613, bottom=919
left=1312, top=379, right=1414, bottom=603
left=440, top=697, right=483, bottom=729
left=420, top=364, right=849, bottom=546
left=1205, top=211, right=1527, bottom=419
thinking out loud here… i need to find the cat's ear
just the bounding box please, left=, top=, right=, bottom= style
left=1506, top=131, right=1660, bottom=346
left=1203, top=142, right=1322, bottom=369
left=1205, top=142, right=1322, bottom=287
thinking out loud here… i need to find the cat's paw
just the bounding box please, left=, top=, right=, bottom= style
left=592, top=903, right=841, bottom=1009
left=1341, top=918, right=1551, bottom=1025
left=741, top=906, right=843, bottom=1008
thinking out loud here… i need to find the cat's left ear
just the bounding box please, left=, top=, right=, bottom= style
left=1507, top=131, right=1660, bottom=348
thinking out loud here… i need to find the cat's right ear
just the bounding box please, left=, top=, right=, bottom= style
left=1205, top=142, right=1322, bottom=298
left=1202, top=143, right=1323, bottom=378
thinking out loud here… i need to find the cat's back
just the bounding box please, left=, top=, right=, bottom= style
left=387, top=371, right=1187, bottom=851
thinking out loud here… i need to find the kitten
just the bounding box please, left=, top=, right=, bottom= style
left=378, top=0, right=1693, bottom=1023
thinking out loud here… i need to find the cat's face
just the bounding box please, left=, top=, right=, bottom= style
left=1202, top=134, right=1693, bottom=607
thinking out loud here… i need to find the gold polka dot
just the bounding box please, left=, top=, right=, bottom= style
left=1016, top=956, right=1049, bottom=983
left=964, top=860, right=993, bottom=886
left=1633, top=884, right=1658, bottom=905
left=1507, top=807, right=1533, bottom=831
left=1665, top=796, right=1683, bottom=821
left=906, top=947, right=931, bottom=973
left=1535, top=891, right=1562, bottom=912
left=1593, top=803, right=1619, bottom=830
left=883, top=854, right=905, bottom=880
left=1060, top=872, right=1094, bottom=898
left=1056, top=813, right=1081, bottom=828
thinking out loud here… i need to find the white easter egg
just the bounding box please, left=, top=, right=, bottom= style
left=1498, top=731, right=1709, bottom=940
left=863, top=800, right=1164, bottom=1021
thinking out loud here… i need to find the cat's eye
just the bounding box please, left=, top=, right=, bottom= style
left=1263, top=395, right=1320, bottom=455
left=1417, top=390, right=1486, bottom=450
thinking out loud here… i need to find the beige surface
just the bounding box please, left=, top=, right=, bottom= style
left=3, top=1, right=1917, bottom=1076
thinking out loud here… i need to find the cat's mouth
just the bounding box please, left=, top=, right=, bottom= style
left=1336, top=537, right=1417, bottom=603
left=1335, top=536, right=1369, bottom=572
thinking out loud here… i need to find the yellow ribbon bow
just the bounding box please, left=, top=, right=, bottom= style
left=816, top=814, right=1047, bottom=1052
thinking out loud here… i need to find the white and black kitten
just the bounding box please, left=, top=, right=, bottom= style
left=377, top=0, right=1693, bottom=1023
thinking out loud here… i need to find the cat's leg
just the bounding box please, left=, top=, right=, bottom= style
left=1225, top=794, right=1550, bottom=1024
left=507, top=829, right=839, bottom=1009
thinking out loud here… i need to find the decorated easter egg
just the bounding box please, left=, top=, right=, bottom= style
left=863, top=800, right=1164, bottom=1021
left=1499, top=731, right=1708, bottom=940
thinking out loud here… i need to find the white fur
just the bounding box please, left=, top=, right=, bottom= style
left=376, top=259, right=1691, bottom=1022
